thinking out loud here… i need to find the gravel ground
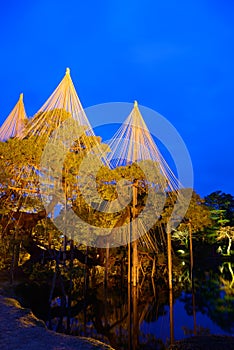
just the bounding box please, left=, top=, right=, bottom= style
left=0, top=295, right=115, bottom=350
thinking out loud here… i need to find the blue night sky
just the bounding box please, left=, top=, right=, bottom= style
left=0, top=0, right=233, bottom=197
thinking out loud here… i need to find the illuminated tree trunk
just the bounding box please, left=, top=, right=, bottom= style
left=227, top=236, right=232, bottom=256
left=228, top=262, right=234, bottom=288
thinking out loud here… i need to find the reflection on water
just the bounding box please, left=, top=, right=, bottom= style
left=15, top=261, right=234, bottom=350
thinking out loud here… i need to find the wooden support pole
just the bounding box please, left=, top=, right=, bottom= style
left=167, top=223, right=174, bottom=345
left=84, top=246, right=88, bottom=337
left=169, top=287, right=174, bottom=344
left=167, top=224, right=173, bottom=290
left=127, top=279, right=132, bottom=350
left=189, top=221, right=197, bottom=335
left=128, top=240, right=131, bottom=284
left=192, top=284, right=197, bottom=336
left=132, top=180, right=138, bottom=286
left=132, top=285, right=139, bottom=350
left=189, top=222, right=194, bottom=280
left=132, top=240, right=138, bottom=286
left=104, top=242, right=109, bottom=287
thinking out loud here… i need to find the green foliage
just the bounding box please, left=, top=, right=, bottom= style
left=0, top=109, right=234, bottom=277
left=205, top=191, right=234, bottom=226
left=178, top=191, right=212, bottom=233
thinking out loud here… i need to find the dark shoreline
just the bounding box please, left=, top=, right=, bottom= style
left=168, top=334, right=234, bottom=350
left=1, top=292, right=234, bottom=350
left=0, top=294, right=114, bottom=350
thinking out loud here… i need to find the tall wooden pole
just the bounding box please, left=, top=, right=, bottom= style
left=128, top=203, right=132, bottom=284
left=132, top=180, right=138, bottom=286
left=128, top=239, right=132, bottom=284
left=169, top=287, right=174, bottom=344
left=84, top=246, right=88, bottom=337
left=132, top=285, right=138, bottom=350
left=132, top=102, right=139, bottom=287
left=192, top=283, right=197, bottom=336
left=167, top=223, right=174, bottom=344
left=189, top=221, right=197, bottom=335
left=105, top=242, right=109, bottom=287
left=127, top=279, right=132, bottom=349
left=189, top=222, right=194, bottom=280
left=167, top=223, right=173, bottom=291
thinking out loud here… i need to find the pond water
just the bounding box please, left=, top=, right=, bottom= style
left=15, top=260, right=234, bottom=350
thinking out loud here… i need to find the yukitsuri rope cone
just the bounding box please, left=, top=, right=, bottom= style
left=0, top=93, right=27, bottom=141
